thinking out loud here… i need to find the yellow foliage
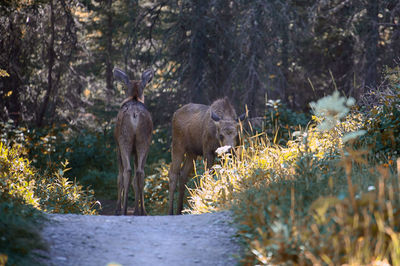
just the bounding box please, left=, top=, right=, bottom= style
left=0, top=142, right=39, bottom=208
left=83, top=88, right=91, bottom=98
left=0, top=142, right=98, bottom=214
left=186, top=111, right=364, bottom=214
left=0, top=254, right=8, bottom=266
left=0, top=69, right=9, bottom=77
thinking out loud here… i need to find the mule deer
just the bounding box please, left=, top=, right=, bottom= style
left=168, top=97, right=245, bottom=215
left=113, top=68, right=154, bottom=215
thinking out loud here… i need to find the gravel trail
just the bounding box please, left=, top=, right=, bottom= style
left=39, top=212, right=240, bottom=266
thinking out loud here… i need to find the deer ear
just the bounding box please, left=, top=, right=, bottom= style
left=211, top=111, right=221, bottom=122
left=113, top=68, right=130, bottom=86
left=141, top=69, right=154, bottom=89
left=237, top=113, right=246, bottom=122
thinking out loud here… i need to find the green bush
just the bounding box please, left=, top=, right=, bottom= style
left=0, top=200, right=46, bottom=266
left=0, top=142, right=98, bottom=265
left=251, top=100, right=310, bottom=145
left=0, top=142, right=98, bottom=214
left=144, top=160, right=170, bottom=214
left=230, top=155, right=399, bottom=265
left=0, top=143, right=38, bottom=208
left=360, top=65, right=400, bottom=163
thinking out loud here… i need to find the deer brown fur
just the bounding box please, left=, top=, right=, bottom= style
left=113, top=68, right=153, bottom=215
left=168, top=97, right=245, bottom=215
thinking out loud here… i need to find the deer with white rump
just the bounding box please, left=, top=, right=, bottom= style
left=113, top=68, right=154, bottom=215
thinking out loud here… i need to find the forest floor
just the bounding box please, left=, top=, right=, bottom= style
left=38, top=211, right=240, bottom=266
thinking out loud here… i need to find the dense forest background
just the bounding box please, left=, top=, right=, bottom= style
left=1, top=0, right=400, bottom=127
left=2, top=2, right=400, bottom=264
left=1, top=0, right=400, bottom=214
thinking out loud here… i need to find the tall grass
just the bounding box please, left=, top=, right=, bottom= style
left=186, top=86, right=400, bottom=264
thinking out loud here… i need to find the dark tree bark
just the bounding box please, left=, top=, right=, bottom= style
left=190, top=0, right=208, bottom=104
left=3, top=15, right=22, bottom=124
left=37, top=0, right=55, bottom=127
left=105, top=0, right=114, bottom=94
left=280, top=15, right=289, bottom=106
left=365, top=1, right=379, bottom=89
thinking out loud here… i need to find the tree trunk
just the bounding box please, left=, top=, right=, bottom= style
left=365, top=1, right=379, bottom=89
left=37, top=0, right=55, bottom=126
left=190, top=0, right=208, bottom=104
left=281, top=16, right=289, bottom=106
left=105, top=0, right=113, bottom=94
left=3, top=15, right=22, bottom=124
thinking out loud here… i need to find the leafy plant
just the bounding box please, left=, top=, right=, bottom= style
left=187, top=89, right=400, bottom=264
left=0, top=200, right=46, bottom=266
left=360, top=65, right=400, bottom=163
left=0, top=141, right=99, bottom=265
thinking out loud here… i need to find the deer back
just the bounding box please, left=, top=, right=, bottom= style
left=113, top=68, right=154, bottom=149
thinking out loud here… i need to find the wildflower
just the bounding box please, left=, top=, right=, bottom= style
left=266, top=99, right=281, bottom=110
left=342, top=130, right=366, bottom=143
left=310, top=91, right=355, bottom=131
left=215, top=145, right=232, bottom=156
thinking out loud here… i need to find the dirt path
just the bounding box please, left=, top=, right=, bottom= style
left=39, top=212, right=240, bottom=266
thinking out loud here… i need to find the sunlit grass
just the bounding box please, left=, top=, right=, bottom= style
left=185, top=89, right=400, bottom=264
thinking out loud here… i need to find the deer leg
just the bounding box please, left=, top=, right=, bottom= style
left=177, top=155, right=195, bottom=214
left=168, top=146, right=184, bottom=215
left=119, top=147, right=132, bottom=216
left=204, top=151, right=215, bottom=170
left=132, top=153, right=140, bottom=215
left=133, top=148, right=148, bottom=216
left=139, top=150, right=149, bottom=216
left=115, top=146, right=124, bottom=215
left=135, top=169, right=147, bottom=215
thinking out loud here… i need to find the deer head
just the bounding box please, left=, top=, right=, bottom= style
left=113, top=68, right=154, bottom=104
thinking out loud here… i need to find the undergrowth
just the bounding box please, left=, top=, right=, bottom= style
left=0, top=120, right=172, bottom=214
left=186, top=66, right=400, bottom=264
left=0, top=141, right=98, bottom=265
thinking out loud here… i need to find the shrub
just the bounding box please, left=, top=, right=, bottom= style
left=252, top=100, right=309, bottom=145
left=0, top=142, right=99, bottom=214
left=144, top=160, right=170, bottom=214
left=0, top=120, right=173, bottom=214
left=34, top=160, right=99, bottom=214
left=0, top=141, right=99, bottom=264
left=0, top=142, right=38, bottom=208
left=0, top=200, right=46, bottom=266
left=187, top=89, right=400, bottom=264
left=186, top=106, right=364, bottom=214
left=360, top=65, right=400, bottom=162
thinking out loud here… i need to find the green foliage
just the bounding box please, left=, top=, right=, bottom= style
left=0, top=141, right=99, bottom=265
left=0, top=200, right=46, bottom=266
left=232, top=163, right=400, bottom=265
left=0, top=142, right=38, bottom=208
left=144, top=161, right=169, bottom=215
left=34, top=160, right=99, bottom=214
left=0, top=142, right=98, bottom=214
left=360, top=66, right=400, bottom=163
left=0, top=141, right=44, bottom=265
left=263, top=100, right=310, bottom=145
left=187, top=88, right=400, bottom=264
left=0, top=119, right=173, bottom=214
